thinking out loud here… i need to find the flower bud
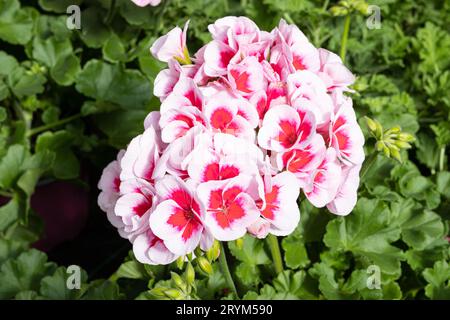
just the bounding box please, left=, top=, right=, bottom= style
left=365, top=116, right=377, bottom=132
left=390, top=146, right=402, bottom=162
left=235, top=238, right=244, bottom=249
left=150, top=287, right=168, bottom=298
left=171, top=272, right=186, bottom=291
left=164, top=288, right=183, bottom=300
left=176, top=256, right=185, bottom=270
left=185, top=262, right=195, bottom=285
left=398, top=132, right=415, bottom=142
left=206, top=240, right=220, bottom=261
left=197, top=257, right=213, bottom=275
left=394, top=140, right=411, bottom=149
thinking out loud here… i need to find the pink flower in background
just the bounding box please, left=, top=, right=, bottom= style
left=98, top=16, right=365, bottom=265
left=131, top=0, right=162, bottom=7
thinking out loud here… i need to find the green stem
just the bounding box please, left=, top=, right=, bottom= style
left=219, top=242, right=239, bottom=299
left=283, top=13, right=295, bottom=25
left=360, top=151, right=378, bottom=180
left=267, top=234, right=284, bottom=274
left=340, top=14, right=351, bottom=63
left=439, top=146, right=446, bottom=171
left=26, top=114, right=82, bottom=137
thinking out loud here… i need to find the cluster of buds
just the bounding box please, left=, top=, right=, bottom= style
left=330, top=0, right=370, bottom=16
left=365, top=116, right=415, bottom=162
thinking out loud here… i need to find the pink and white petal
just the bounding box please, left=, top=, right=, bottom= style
left=204, top=40, right=236, bottom=77
left=153, top=68, right=179, bottom=99
left=331, top=101, right=365, bottom=165
left=257, top=105, right=301, bottom=152
left=247, top=217, right=271, bottom=239
left=204, top=95, right=238, bottom=131
left=188, top=149, right=220, bottom=182
left=278, top=134, right=326, bottom=186
left=120, top=135, right=142, bottom=181
left=327, top=164, right=361, bottom=216
left=199, top=228, right=214, bottom=251
left=209, top=192, right=259, bottom=241
left=133, top=229, right=178, bottom=265
left=261, top=172, right=300, bottom=235
left=171, top=75, right=203, bottom=109
left=305, top=148, right=342, bottom=208
left=228, top=56, right=266, bottom=94
left=150, top=26, right=184, bottom=62
left=234, top=97, right=259, bottom=128
left=149, top=199, right=203, bottom=255
left=133, top=128, right=159, bottom=180
left=227, top=116, right=256, bottom=141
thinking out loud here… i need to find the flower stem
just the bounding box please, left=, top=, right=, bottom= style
left=267, top=234, right=284, bottom=274
left=360, top=151, right=378, bottom=180
left=26, top=114, right=82, bottom=137
left=219, top=242, right=239, bottom=299
left=439, top=146, right=446, bottom=171
left=340, top=14, right=351, bottom=63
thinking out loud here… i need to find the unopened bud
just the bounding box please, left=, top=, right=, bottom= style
left=164, top=288, right=183, bottom=300
left=198, top=257, right=213, bottom=275
left=394, top=140, right=411, bottom=149
left=171, top=272, right=186, bottom=291
left=390, top=147, right=402, bottom=162
left=235, top=238, right=244, bottom=249
left=185, top=262, right=195, bottom=285
left=150, top=287, right=168, bottom=298
left=365, top=116, right=377, bottom=132
left=207, top=240, right=221, bottom=261
left=399, top=132, right=415, bottom=142
left=176, top=256, right=184, bottom=270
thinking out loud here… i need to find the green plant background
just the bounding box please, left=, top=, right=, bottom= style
left=0, top=0, right=449, bottom=300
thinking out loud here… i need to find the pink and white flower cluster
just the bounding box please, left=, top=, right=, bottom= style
left=98, top=17, right=364, bottom=265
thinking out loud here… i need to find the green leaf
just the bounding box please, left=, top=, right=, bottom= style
left=115, top=260, right=146, bottom=280
left=0, top=0, right=34, bottom=45
left=391, top=199, right=445, bottom=250
left=103, top=33, right=127, bottom=63
left=0, top=144, right=28, bottom=189
left=76, top=59, right=152, bottom=109
left=0, top=196, right=20, bottom=231
left=50, top=52, right=81, bottom=86
left=40, top=267, right=88, bottom=300
left=32, top=36, right=72, bottom=68
left=79, top=7, right=111, bottom=49
left=38, top=0, right=83, bottom=13
left=0, top=238, right=26, bottom=265
left=0, top=51, right=19, bottom=76
left=0, top=79, right=8, bottom=101
left=436, top=171, right=450, bottom=199
left=35, top=131, right=79, bottom=179
left=228, top=235, right=270, bottom=286
left=422, top=260, right=450, bottom=299
left=282, top=233, right=310, bottom=269
left=243, top=270, right=317, bottom=300
left=7, top=65, right=46, bottom=98
left=0, top=249, right=55, bottom=299
left=95, top=109, right=147, bottom=148
left=324, top=198, right=404, bottom=277
left=82, top=280, right=123, bottom=300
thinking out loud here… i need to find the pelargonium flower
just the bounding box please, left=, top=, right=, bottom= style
left=131, top=0, right=162, bottom=7
left=98, top=16, right=365, bottom=265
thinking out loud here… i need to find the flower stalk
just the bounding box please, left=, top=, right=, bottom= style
left=219, top=242, right=239, bottom=299
left=267, top=234, right=284, bottom=274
